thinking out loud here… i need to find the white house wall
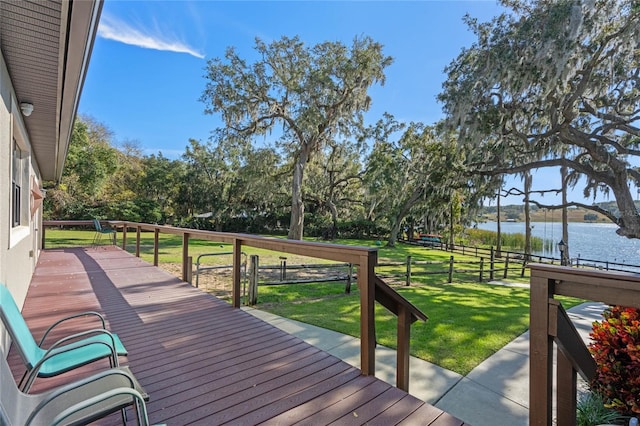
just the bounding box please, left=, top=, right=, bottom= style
left=0, top=51, right=42, bottom=353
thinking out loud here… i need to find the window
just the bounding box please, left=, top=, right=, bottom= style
left=12, top=139, right=26, bottom=228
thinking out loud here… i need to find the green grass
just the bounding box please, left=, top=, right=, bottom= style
left=44, top=228, right=582, bottom=375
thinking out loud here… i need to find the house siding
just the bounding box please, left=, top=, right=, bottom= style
left=0, top=51, right=42, bottom=354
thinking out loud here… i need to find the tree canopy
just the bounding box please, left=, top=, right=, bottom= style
left=439, top=0, right=640, bottom=238
left=200, top=35, right=393, bottom=239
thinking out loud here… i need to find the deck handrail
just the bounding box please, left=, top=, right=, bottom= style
left=529, top=264, right=640, bottom=426
left=42, top=220, right=427, bottom=390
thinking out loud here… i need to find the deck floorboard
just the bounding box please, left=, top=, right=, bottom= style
left=8, top=246, right=467, bottom=425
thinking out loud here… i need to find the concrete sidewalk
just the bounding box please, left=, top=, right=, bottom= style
left=243, top=301, right=607, bottom=426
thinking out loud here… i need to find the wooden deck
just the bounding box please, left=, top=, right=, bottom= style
left=8, top=246, right=466, bottom=425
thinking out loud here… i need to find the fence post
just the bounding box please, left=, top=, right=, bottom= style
left=406, top=256, right=412, bottom=286
left=521, top=259, right=527, bottom=277
left=345, top=263, right=353, bottom=294
left=279, top=256, right=287, bottom=281
left=490, top=247, right=495, bottom=281
left=248, top=255, right=259, bottom=306
left=479, top=258, right=484, bottom=282
left=448, top=256, right=454, bottom=283
left=503, top=254, right=510, bottom=279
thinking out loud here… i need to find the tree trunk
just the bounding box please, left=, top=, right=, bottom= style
left=561, top=163, right=569, bottom=263
left=386, top=187, right=424, bottom=247
left=288, top=148, right=311, bottom=240
left=524, top=171, right=532, bottom=262
left=496, top=187, right=502, bottom=257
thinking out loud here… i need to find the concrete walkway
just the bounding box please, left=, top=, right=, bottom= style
left=243, top=301, right=607, bottom=426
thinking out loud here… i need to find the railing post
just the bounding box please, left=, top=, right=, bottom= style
left=186, top=256, right=193, bottom=284
left=405, top=256, right=411, bottom=286
left=556, top=350, right=577, bottom=426
left=232, top=239, right=242, bottom=308
left=529, top=271, right=554, bottom=426
left=121, top=224, right=127, bottom=250
left=182, top=233, right=190, bottom=282
left=397, top=305, right=411, bottom=391
left=359, top=252, right=376, bottom=377
left=135, top=226, right=141, bottom=257
left=479, top=258, right=484, bottom=282
left=448, top=256, right=454, bottom=283
left=153, top=228, right=159, bottom=266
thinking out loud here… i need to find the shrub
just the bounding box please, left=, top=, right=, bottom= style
left=577, top=391, right=626, bottom=426
left=589, top=305, right=640, bottom=414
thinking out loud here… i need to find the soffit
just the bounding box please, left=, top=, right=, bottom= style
left=0, top=0, right=102, bottom=182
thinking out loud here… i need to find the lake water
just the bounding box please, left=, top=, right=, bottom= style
left=475, top=221, right=640, bottom=269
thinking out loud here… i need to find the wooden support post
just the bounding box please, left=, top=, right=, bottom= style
left=556, top=349, right=577, bottom=426
left=479, top=258, right=484, bottom=282
left=448, top=256, right=454, bottom=283
left=529, top=273, right=554, bottom=426
left=521, top=259, right=527, bottom=277
left=405, top=256, right=412, bottom=286
left=186, top=256, right=193, bottom=285
left=232, top=239, right=242, bottom=308
left=153, top=229, right=159, bottom=266
left=135, top=226, right=141, bottom=257
left=396, top=305, right=411, bottom=391
left=503, top=254, right=510, bottom=279
left=42, top=225, right=46, bottom=249
left=182, top=233, right=190, bottom=282
left=359, top=253, right=376, bottom=377
left=121, top=225, right=127, bottom=250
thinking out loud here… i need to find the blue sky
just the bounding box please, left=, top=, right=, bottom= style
left=79, top=0, right=619, bottom=206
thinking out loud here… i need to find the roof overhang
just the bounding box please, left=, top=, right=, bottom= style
left=0, top=0, right=103, bottom=182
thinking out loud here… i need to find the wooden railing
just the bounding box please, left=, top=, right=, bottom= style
left=529, top=264, right=640, bottom=426
left=42, top=220, right=426, bottom=391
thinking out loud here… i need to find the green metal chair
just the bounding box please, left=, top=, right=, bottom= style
left=1, top=351, right=150, bottom=426
left=0, top=285, right=128, bottom=392
left=92, top=218, right=116, bottom=245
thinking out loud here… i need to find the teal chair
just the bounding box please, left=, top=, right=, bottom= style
left=1, top=351, right=150, bottom=426
left=92, top=219, right=116, bottom=245
left=0, top=285, right=128, bottom=392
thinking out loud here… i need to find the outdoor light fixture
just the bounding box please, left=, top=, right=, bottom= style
left=558, top=239, right=566, bottom=266
left=20, top=102, right=34, bottom=117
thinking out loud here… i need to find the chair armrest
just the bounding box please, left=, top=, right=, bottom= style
left=27, top=382, right=149, bottom=426
left=43, top=328, right=118, bottom=358
left=39, top=311, right=106, bottom=346
left=23, top=330, right=120, bottom=391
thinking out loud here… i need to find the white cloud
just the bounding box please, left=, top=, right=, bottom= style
left=98, top=14, right=205, bottom=59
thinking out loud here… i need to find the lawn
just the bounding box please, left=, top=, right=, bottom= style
left=44, top=228, right=580, bottom=375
